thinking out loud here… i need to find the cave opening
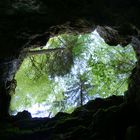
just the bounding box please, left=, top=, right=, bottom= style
left=9, top=30, right=136, bottom=118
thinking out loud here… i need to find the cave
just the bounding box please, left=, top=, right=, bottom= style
left=0, top=0, right=140, bottom=139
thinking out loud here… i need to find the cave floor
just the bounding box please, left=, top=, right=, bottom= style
left=0, top=95, right=138, bottom=140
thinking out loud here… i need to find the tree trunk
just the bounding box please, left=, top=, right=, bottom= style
left=80, top=85, right=83, bottom=106
left=24, top=48, right=65, bottom=56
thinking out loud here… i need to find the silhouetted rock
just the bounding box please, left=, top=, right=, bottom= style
left=14, top=110, right=32, bottom=121
left=0, top=95, right=138, bottom=140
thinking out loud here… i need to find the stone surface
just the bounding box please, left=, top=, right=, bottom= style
left=0, top=95, right=138, bottom=140
left=0, top=0, right=140, bottom=57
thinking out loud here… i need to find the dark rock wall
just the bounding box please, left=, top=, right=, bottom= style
left=0, top=58, right=20, bottom=118
left=0, top=0, right=140, bottom=57
left=0, top=95, right=139, bottom=140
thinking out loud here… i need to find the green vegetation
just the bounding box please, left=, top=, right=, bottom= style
left=10, top=31, right=136, bottom=117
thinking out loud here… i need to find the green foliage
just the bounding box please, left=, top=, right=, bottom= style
left=45, top=48, right=74, bottom=77
left=10, top=31, right=136, bottom=117
left=46, top=34, right=90, bottom=77
left=88, top=39, right=136, bottom=97
left=25, top=34, right=91, bottom=78
left=10, top=57, right=55, bottom=111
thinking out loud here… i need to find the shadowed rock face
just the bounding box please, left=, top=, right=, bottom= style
left=0, top=0, right=140, bottom=139
left=0, top=0, right=140, bottom=57
left=0, top=95, right=139, bottom=140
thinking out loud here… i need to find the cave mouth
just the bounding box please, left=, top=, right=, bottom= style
left=9, top=30, right=136, bottom=118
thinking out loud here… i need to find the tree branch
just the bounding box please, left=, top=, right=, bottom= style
left=23, top=48, right=65, bottom=56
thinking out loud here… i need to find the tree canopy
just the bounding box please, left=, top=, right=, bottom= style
left=10, top=31, right=136, bottom=117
